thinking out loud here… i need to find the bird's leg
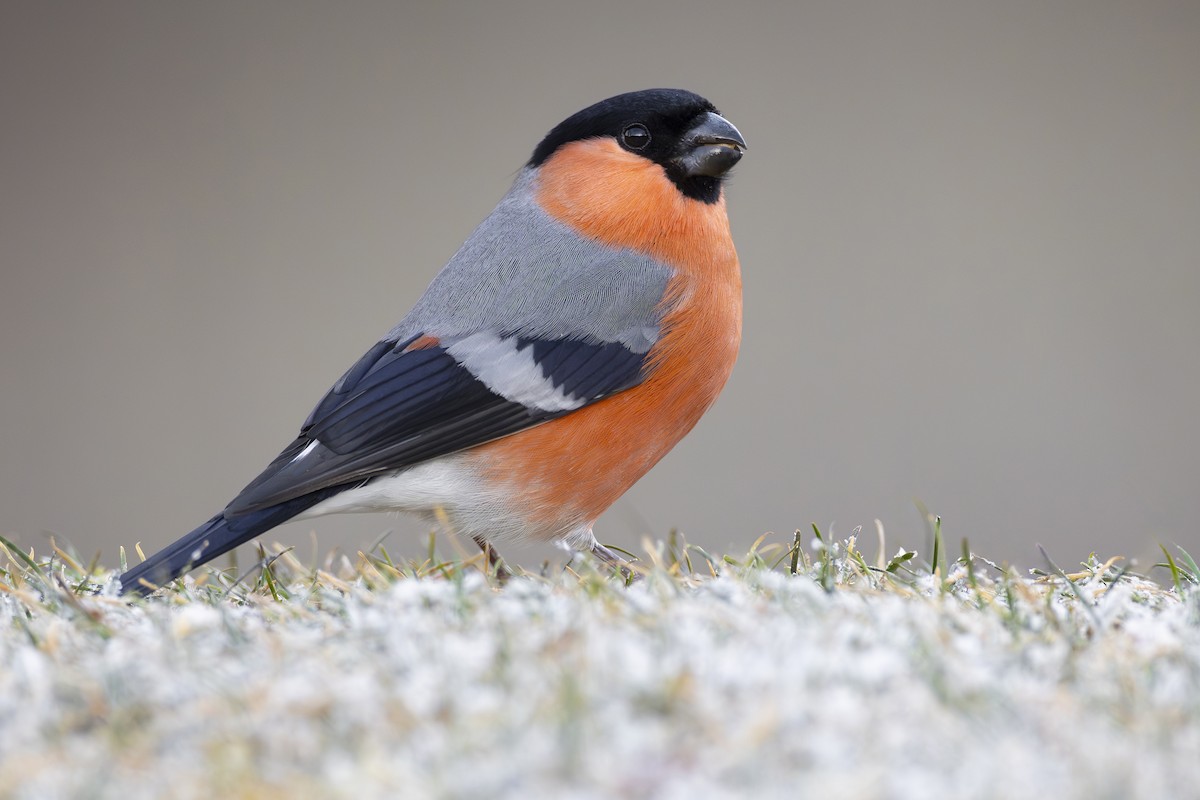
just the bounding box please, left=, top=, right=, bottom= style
left=473, top=535, right=512, bottom=583
left=590, top=541, right=640, bottom=582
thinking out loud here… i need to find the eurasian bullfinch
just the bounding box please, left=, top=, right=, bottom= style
left=119, top=88, right=746, bottom=595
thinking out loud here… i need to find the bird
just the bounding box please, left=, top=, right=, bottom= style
left=118, top=88, right=746, bottom=595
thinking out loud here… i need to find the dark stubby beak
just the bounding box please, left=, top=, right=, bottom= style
left=675, top=111, right=747, bottom=178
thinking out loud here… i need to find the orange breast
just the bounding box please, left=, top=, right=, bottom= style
left=475, top=138, right=742, bottom=537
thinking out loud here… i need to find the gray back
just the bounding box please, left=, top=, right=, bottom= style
left=391, top=168, right=672, bottom=353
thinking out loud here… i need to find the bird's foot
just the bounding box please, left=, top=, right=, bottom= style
left=472, top=536, right=513, bottom=583
left=589, top=542, right=641, bottom=583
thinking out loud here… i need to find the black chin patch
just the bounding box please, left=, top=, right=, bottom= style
left=675, top=174, right=723, bottom=204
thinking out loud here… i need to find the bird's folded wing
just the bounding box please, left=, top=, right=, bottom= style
left=224, top=332, right=650, bottom=515
left=225, top=170, right=676, bottom=517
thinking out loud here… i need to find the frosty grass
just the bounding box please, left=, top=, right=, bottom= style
left=1, top=532, right=1198, bottom=800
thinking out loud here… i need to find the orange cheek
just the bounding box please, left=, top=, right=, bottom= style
left=534, top=137, right=738, bottom=275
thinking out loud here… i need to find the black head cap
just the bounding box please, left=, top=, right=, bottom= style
left=528, top=89, right=744, bottom=204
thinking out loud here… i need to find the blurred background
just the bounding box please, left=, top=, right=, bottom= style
left=2, top=1, right=1197, bottom=575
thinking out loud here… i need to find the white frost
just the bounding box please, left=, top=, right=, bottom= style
left=1, top=562, right=1198, bottom=799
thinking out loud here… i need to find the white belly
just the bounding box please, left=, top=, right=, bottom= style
left=291, top=454, right=590, bottom=547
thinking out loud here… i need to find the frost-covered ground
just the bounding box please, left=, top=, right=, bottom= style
left=1, top=536, right=1198, bottom=800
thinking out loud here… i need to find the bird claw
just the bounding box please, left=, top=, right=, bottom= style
left=590, top=542, right=641, bottom=583
left=472, top=536, right=513, bottom=583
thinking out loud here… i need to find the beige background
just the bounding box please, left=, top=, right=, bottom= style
left=2, top=1, right=1197, bottom=574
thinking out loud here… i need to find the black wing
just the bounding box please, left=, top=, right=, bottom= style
left=224, top=333, right=648, bottom=515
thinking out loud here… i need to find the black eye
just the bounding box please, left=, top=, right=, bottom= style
left=621, top=124, right=651, bottom=150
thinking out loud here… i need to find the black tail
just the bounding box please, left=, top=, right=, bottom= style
left=118, top=489, right=340, bottom=597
